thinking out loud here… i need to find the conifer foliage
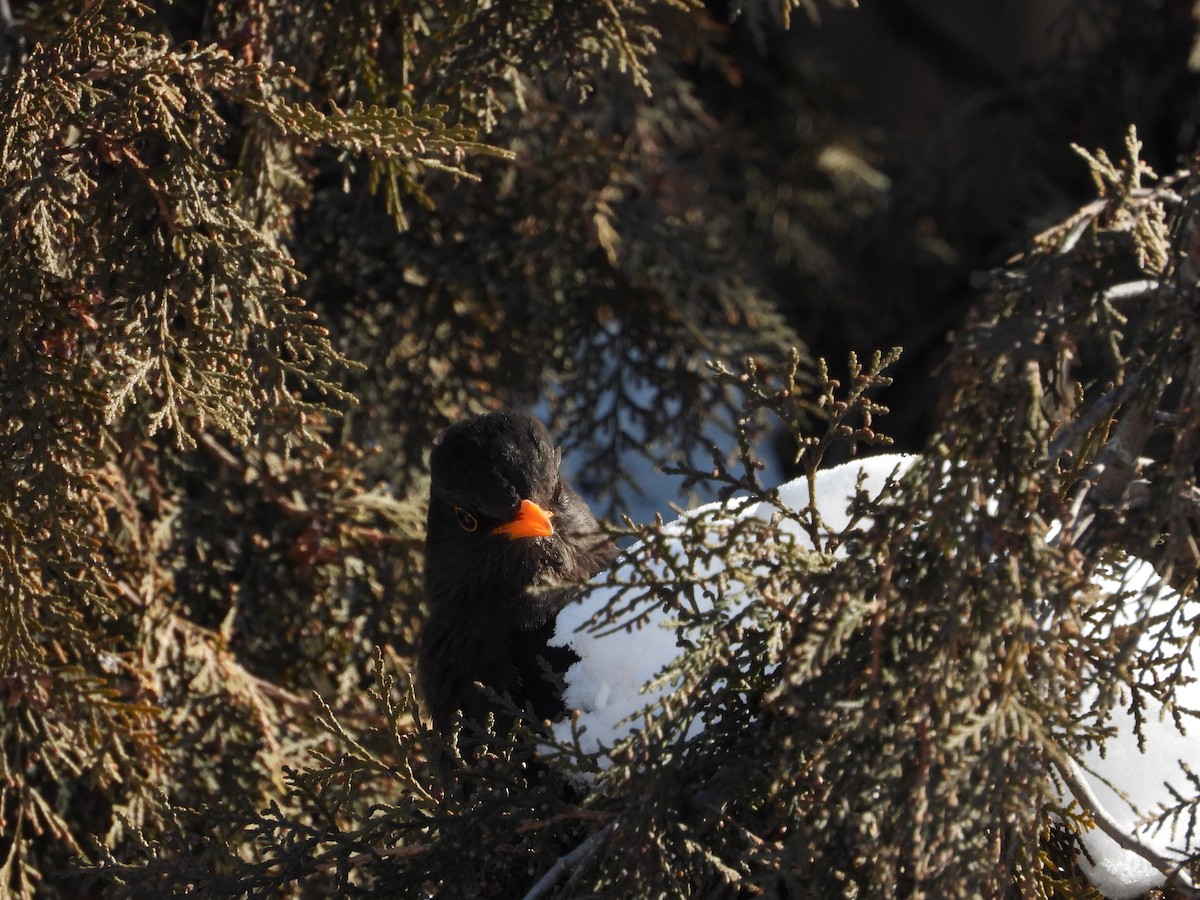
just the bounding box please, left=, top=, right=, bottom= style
left=1, top=0, right=1199, bottom=897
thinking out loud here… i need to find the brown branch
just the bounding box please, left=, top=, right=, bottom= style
left=1047, top=372, right=1142, bottom=463
left=314, top=841, right=431, bottom=873
left=514, top=809, right=614, bottom=835
left=1056, top=373, right=1163, bottom=550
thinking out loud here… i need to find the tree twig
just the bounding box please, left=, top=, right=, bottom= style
left=315, top=841, right=430, bottom=873
left=522, top=821, right=616, bottom=900
left=1056, top=756, right=1198, bottom=896
left=1046, top=372, right=1142, bottom=463
left=0, top=0, right=25, bottom=77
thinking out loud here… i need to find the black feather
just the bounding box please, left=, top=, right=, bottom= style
left=417, top=410, right=616, bottom=738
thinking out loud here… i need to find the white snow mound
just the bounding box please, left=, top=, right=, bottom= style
left=549, top=453, right=1200, bottom=899
left=550, top=454, right=917, bottom=758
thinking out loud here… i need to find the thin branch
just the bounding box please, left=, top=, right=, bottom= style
left=1055, top=372, right=1161, bottom=549
left=522, top=821, right=616, bottom=900
left=1100, top=279, right=1161, bottom=302
left=1047, top=372, right=1142, bottom=462
left=0, top=0, right=25, bottom=76
left=315, top=841, right=431, bottom=873
left=513, top=809, right=614, bottom=835
left=1056, top=757, right=1198, bottom=896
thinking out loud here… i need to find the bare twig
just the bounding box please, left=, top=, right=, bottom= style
left=1047, top=372, right=1142, bottom=463
left=1055, top=373, right=1161, bottom=549
left=315, top=841, right=430, bottom=873
left=1056, top=757, right=1198, bottom=896
left=514, top=810, right=614, bottom=835
left=1092, top=392, right=1157, bottom=508
left=522, top=821, right=616, bottom=900
left=1100, top=279, right=1161, bottom=302
left=0, top=0, right=25, bottom=76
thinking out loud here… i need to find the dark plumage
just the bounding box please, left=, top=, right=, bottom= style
left=417, top=410, right=616, bottom=738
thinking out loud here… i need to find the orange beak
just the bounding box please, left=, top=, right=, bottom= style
left=491, top=498, right=554, bottom=540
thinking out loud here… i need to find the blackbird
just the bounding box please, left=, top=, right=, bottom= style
left=417, top=409, right=616, bottom=738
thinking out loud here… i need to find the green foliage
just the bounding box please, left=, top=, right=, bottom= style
left=0, top=0, right=833, bottom=893
left=0, top=0, right=500, bottom=891
left=290, top=1, right=837, bottom=509
left=3, top=0, right=1200, bottom=897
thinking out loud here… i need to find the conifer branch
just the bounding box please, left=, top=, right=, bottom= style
left=1056, top=757, right=1198, bottom=896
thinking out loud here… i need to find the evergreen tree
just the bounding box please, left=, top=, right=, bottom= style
left=0, top=0, right=1197, bottom=896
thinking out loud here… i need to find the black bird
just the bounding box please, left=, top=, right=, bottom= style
left=418, top=410, right=616, bottom=739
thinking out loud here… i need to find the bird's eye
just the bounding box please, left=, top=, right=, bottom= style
left=551, top=480, right=563, bottom=504
left=454, top=506, right=479, bottom=533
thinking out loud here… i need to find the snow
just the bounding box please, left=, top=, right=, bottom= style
left=550, top=454, right=917, bottom=754
left=548, top=452, right=1200, bottom=898
left=1069, top=558, right=1200, bottom=898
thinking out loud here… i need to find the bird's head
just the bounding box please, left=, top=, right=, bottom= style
left=424, top=410, right=600, bottom=605
left=419, top=409, right=617, bottom=734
